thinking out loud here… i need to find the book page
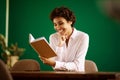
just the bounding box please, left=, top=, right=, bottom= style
left=29, top=33, right=35, bottom=42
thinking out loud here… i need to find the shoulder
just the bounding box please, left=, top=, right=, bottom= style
left=49, top=32, right=58, bottom=40
left=74, top=29, right=89, bottom=45
left=78, top=30, right=89, bottom=38
left=73, top=28, right=89, bottom=39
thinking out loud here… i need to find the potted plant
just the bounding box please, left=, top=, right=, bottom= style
left=0, top=34, right=25, bottom=68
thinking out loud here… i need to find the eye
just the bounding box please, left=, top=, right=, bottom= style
left=54, top=23, right=57, bottom=26
left=58, top=22, right=64, bottom=26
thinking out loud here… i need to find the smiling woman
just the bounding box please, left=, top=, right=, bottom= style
left=39, top=6, right=89, bottom=72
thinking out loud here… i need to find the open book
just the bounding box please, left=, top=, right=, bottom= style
left=29, top=33, right=57, bottom=58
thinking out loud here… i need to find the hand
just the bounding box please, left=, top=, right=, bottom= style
left=39, top=56, right=56, bottom=67
left=57, top=33, right=67, bottom=47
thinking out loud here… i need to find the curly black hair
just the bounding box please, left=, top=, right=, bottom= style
left=50, top=6, right=76, bottom=27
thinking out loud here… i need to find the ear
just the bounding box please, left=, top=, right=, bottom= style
left=68, top=21, right=72, bottom=25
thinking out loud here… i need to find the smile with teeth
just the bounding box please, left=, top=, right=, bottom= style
left=58, top=29, right=65, bottom=34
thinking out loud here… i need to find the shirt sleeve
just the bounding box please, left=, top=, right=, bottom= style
left=49, top=34, right=63, bottom=52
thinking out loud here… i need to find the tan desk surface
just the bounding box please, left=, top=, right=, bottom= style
left=11, top=71, right=119, bottom=80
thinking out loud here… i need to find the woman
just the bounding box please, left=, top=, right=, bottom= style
left=40, top=6, right=89, bottom=72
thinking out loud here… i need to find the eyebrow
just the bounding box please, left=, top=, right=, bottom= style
left=55, top=21, right=64, bottom=24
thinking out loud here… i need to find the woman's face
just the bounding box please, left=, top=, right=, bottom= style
left=53, top=17, right=72, bottom=36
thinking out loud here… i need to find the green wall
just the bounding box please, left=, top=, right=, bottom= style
left=0, top=0, right=5, bottom=35
left=0, top=0, right=120, bottom=72
left=0, top=0, right=6, bottom=60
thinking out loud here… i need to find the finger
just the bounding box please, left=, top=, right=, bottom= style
left=38, top=56, right=45, bottom=61
left=61, top=35, right=66, bottom=41
left=41, top=56, right=46, bottom=60
left=38, top=55, right=41, bottom=58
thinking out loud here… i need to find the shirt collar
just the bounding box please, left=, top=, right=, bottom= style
left=70, top=28, right=78, bottom=39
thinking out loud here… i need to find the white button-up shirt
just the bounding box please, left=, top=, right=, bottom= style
left=49, top=28, right=89, bottom=72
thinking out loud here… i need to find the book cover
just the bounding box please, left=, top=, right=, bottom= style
left=29, top=34, right=57, bottom=58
